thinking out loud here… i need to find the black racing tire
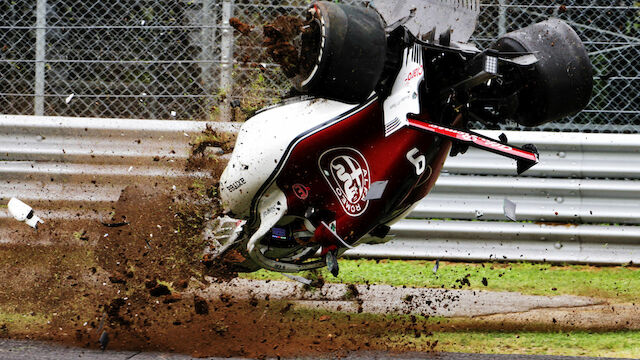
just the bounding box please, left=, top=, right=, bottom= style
left=492, top=19, right=593, bottom=127
left=294, top=1, right=387, bottom=104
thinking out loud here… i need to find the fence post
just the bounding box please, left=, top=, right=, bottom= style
left=34, top=0, right=46, bottom=116
left=219, top=0, right=234, bottom=121
left=498, top=0, right=507, bottom=36
left=200, top=0, right=218, bottom=120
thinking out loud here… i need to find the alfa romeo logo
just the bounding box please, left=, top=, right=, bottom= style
left=318, top=147, right=371, bottom=217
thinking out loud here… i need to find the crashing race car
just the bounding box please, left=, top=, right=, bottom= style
left=204, top=0, right=593, bottom=276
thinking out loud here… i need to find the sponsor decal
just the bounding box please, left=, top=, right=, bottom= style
left=408, top=119, right=538, bottom=162
left=292, top=183, right=310, bottom=200
left=404, top=65, right=423, bottom=84
left=388, top=95, right=410, bottom=110
left=318, top=148, right=371, bottom=217
left=226, top=177, right=246, bottom=192
left=262, top=203, right=279, bottom=217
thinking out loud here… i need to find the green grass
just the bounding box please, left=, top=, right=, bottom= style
left=241, top=259, right=640, bottom=302
left=0, top=308, right=50, bottom=336
left=286, top=307, right=640, bottom=357
left=0, top=311, right=49, bottom=327
left=421, top=330, right=640, bottom=358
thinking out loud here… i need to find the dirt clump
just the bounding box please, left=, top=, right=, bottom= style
left=163, top=294, right=182, bottom=304
left=108, top=272, right=128, bottom=284
left=194, top=295, right=209, bottom=315
left=263, top=15, right=304, bottom=77
left=176, top=279, right=189, bottom=289
left=105, top=298, right=129, bottom=326
left=454, top=274, right=471, bottom=288
left=229, top=17, right=254, bottom=35
left=232, top=14, right=312, bottom=79
left=264, top=15, right=304, bottom=42
left=186, top=125, right=236, bottom=177
left=148, top=282, right=171, bottom=297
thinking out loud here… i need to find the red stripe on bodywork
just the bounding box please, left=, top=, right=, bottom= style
left=407, top=118, right=538, bottom=163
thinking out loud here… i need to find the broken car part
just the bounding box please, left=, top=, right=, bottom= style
left=7, top=197, right=43, bottom=229
left=503, top=198, right=517, bottom=222
left=371, top=0, right=480, bottom=44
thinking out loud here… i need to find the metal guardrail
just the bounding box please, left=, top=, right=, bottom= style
left=347, top=220, right=640, bottom=264
left=0, top=115, right=238, bottom=222
left=1, top=115, right=639, bottom=264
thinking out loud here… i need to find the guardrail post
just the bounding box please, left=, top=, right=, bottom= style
left=34, top=0, right=46, bottom=116
left=219, top=0, right=234, bottom=121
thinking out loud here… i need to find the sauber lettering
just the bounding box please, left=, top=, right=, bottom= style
left=404, top=65, right=423, bottom=84
left=226, top=177, right=246, bottom=192
left=318, top=148, right=371, bottom=217
left=388, top=95, right=410, bottom=110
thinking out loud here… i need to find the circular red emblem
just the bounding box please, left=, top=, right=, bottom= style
left=318, top=147, right=371, bottom=217
left=292, top=184, right=309, bottom=200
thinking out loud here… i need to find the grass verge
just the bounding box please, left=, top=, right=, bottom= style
left=401, top=330, right=640, bottom=358
left=286, top=308, right=640, bottom=358
left=241, top=259, right=640, bottom=302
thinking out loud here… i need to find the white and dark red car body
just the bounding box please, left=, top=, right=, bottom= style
left=210, top=1, right=592, bottom=274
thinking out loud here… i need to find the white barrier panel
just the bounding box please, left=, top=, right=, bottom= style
left=1, top=115, right=639, bottom=263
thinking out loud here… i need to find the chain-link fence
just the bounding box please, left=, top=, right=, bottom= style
left=1, top=0, right=229, bottom=120
left=1, top=1, right=638, bottom=132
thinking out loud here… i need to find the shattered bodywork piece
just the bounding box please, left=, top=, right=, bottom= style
left=371, top=0, right=480, bottom=43
left=8, top=197, right=43, bottom=229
